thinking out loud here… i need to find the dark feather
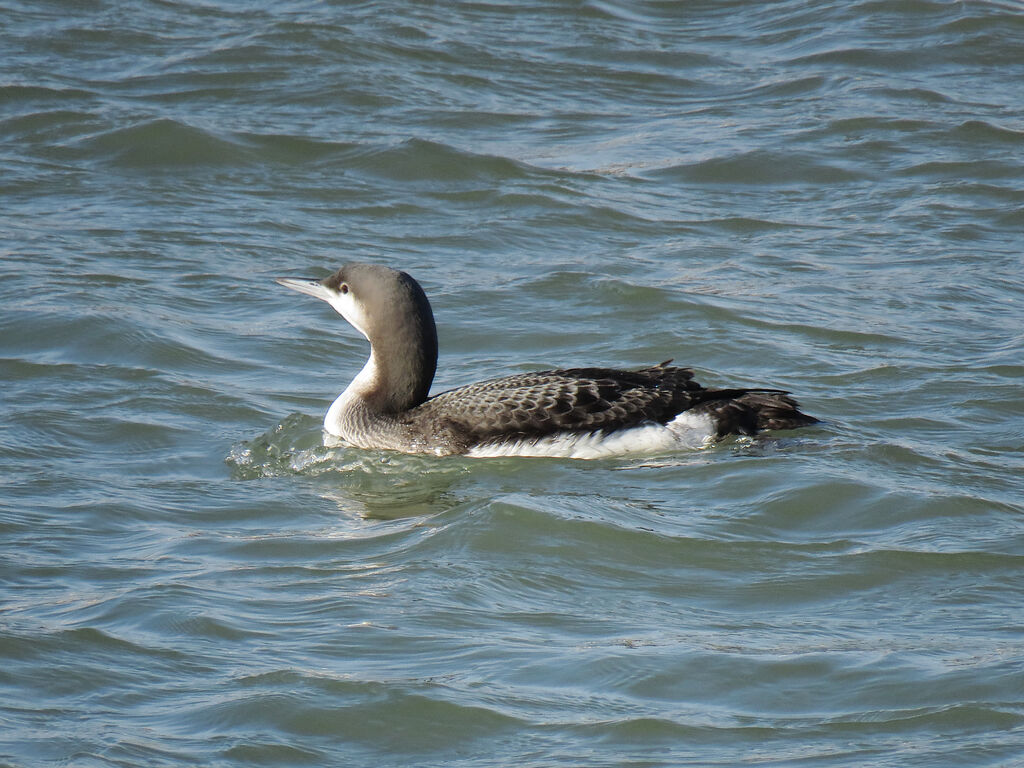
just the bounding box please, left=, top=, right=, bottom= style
left=403, top=362, right=816, bottom=452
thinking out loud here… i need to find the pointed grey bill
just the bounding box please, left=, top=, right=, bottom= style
left=275, top=277, right=334, bottom=302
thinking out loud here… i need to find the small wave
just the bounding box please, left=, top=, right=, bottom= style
left=0, top=83, right=95, bottom=104
left=647, top=149, right=869, bottom=185
left=343, top=137, right=535, bottom=182
left=227, top=415, right=476, bottom=519
left=896, top=159, right=1022, bottom=180
left=953, top=119, right=1024, bottom=144
left=741, top=75, right=829, bottom=100
left=80, top=118, right=253, bottom=168
left=79, top=118, right=373, bottom=170
left=817, top=115, right=936, bottom=137
left=226, top=412, right=340, bottom=479
left=787, top=46, right=939, bottom=72
left=941, top=7, right=1024, bottom=35
left=189, top=678, right=524, bottom=750
left=0, top=109, right=107, bottom=145
left=238, top=131, right=361, bottom=165
left=873, top=85, right=953, bottom=104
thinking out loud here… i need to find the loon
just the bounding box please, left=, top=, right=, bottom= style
left=276, top=263, right=817, bottom=459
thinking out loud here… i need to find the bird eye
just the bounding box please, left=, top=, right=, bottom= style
left=340, top=284, right=349, bottom=295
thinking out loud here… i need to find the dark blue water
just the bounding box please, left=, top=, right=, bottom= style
left=2, top=1, right=1023, bottom=765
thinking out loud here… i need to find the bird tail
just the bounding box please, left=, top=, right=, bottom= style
left=694, top=389, right=818, bottom=438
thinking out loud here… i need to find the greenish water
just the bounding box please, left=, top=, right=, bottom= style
left=2, top=1, right=1023, bottom=766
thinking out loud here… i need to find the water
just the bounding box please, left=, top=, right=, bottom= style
left=2, top=0, right=1023, bottom=765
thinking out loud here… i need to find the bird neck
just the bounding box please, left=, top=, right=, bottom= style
left=348, top=318, right=437, bottom=414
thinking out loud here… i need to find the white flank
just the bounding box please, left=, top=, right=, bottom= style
left=466, top=411, right=716, bottom=460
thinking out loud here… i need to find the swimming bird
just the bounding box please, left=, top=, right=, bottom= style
left=276, top=264, right=817, bottom=459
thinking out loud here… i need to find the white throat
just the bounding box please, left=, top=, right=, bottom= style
left=329, top=293, right=370, bottom=341
left=324, top=350, right=380, bottom=436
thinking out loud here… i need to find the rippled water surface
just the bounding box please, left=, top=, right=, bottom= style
left=2, top=1, right=1024, bottom=766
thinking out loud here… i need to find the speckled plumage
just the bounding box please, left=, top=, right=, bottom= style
left=406, top=363, right=698, bottom=452
left=276, top=264, right=818, bottom=458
